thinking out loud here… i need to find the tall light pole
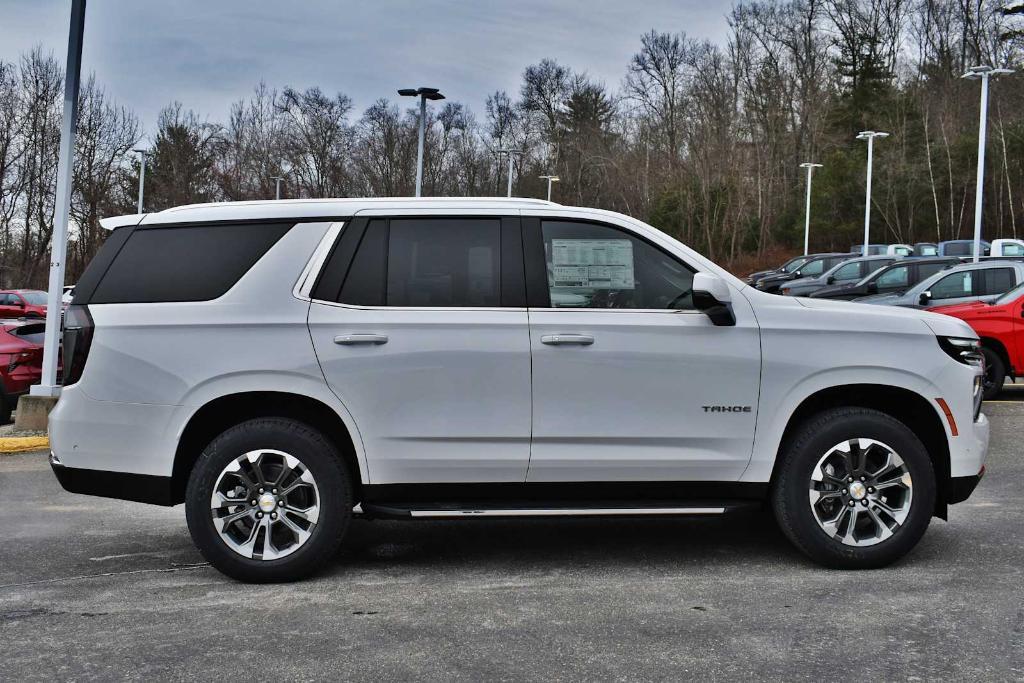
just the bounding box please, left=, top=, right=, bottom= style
left=539, top=174, right=560, bottom=202
left=962, top=65, right=1014, bottom=262
left=856, top=131, right=889, bottom=257
left=799, top=163, right=822, bottom=256
left=271, top=176, right=284, bottom=200
left=32, top=0, right=86, bottom=400
left=398, top=87, right=445, bottom=197
left=498, top=149, right=523, bottom=197
left=134, top=148, right=148, bottom=214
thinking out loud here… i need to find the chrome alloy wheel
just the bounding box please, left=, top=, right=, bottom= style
left=210, top=449, right=321, bottom=560
left=808, top=438, right=913, bottom=547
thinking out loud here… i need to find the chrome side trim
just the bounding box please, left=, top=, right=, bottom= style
left=293, top=221, right=344, bottom=301
left=408, top=507, right=726, bottom=518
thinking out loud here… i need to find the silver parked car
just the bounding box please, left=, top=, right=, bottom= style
left=856, top=260, right=1024, bottom=308
left=780, top=255, right=896, bottom=297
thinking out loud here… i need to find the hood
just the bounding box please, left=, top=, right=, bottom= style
left=853, top=292, right=900, bottom=304
left=928, top=300, right=989, bottom=318
left=795, top=296, right=976, bottom=339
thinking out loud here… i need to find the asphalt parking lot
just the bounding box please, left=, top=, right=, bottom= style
left=1, top=402, right=1022, bottom=681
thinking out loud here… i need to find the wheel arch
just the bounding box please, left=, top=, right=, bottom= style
left=771, top=383, right=952, bottom=518
left=171, top=391, right=365, bottom=505
left=979, top=336, right=1013, bottom=378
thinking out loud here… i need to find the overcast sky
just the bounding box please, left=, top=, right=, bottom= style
left=1, top=0, right=731, bottom=134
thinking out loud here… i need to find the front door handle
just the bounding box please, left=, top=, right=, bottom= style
left=541, top=334, right=594, bottom=346
left=334, top=334, right=388, bottom=345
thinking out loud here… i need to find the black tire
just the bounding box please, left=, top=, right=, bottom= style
left=185, top=417, right=352, bottom=582
left=981, top=347, right=1005, bottom=401
left=0, top=393, right=11, bottom=425
left=771, top=407, right=936, bottom=569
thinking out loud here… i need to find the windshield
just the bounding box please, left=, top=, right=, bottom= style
left=781, top=256, right=809, bottom=273
left=994, top=280, right=1024, bottom=305
left=19, top=291, right=47, bottom=305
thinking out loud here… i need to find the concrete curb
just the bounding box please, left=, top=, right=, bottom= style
left=0, top=436, right=49, bottom=453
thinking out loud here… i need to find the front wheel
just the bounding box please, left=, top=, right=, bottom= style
left=981, top=347, right=1005, bottom=400
left=185, top=417, right=352, bottom=582
left=772, top=407, right=936, bottom=569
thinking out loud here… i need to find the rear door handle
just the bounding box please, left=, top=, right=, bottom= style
left=541, top=334, right=594, bottom=346
left=334, top=334, right=388, bottom=345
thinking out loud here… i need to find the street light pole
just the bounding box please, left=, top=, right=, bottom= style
left=398, top=87, right=445, bottom=197
left=539, top=174, right=560, bottom=202
left=498, top=149, right=523, bottom=197
left=799, top=163, right=822, bottom=256
left=271, top=176, right=284, bottom=200
left=856, top=131, right=889, bottom=257
left=134, top=148, right=148, bottom=214
left=33, top=0, right=86, bottom=399
left=962, top=65, right=1014, bottom=262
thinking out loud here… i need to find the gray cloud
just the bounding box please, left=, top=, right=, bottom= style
left=0, top=0, right=731, bottom=131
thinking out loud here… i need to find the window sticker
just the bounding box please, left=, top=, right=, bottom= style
left=550, top=239, right=635, bottom=289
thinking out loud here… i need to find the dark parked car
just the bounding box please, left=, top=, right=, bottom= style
left=808, top=257, right=960, bottom=301
left=744, top=254, right=811, bottom=286
left=779, top=255, right=895, bottom=297
left=756, top=253, right=856, bottom=294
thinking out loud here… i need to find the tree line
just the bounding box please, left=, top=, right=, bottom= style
left=1, top=0, right=1023, bottom=287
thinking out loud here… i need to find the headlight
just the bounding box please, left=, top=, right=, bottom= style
left=937, top=336, right=983, bottom=366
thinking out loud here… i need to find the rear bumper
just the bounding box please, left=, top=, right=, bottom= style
left=948, top=466, right=985, bottom=505
left=50, top=454, right=175, bottom=506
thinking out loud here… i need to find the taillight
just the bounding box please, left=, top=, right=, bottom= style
left=62, top=304, right=94, bottom=386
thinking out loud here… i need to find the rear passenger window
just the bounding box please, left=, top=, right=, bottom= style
left=87, top=223, right=292, bottom=303
left=916, top=262, right=950, bottom=281
left=387, top=219, right=501, bottom=307
left=875, top=266, right=909, bottom=289
left=984, top=268, right=1015, bottom=295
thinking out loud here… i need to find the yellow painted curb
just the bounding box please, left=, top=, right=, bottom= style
left=0, top=436, right=49, bottom=453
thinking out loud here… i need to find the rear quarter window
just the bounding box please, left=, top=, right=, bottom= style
left=82, top=223, right=292, bottom=304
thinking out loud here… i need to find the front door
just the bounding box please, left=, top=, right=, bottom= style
left=308, top=215, right=532, bottom=484
left=523, top=218, right=761, bottom=483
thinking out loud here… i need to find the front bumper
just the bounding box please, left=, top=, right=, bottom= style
left=948, top=466, right=985, bottom=504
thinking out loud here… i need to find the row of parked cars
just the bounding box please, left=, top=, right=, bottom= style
left=746, top=239, right=1024, bottom=399
left=0, top=288, right=61, bottom=423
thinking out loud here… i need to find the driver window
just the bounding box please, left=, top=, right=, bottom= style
left=931, top=271, right=973, bottom=299
left=876, top=266, right=909, bottom=289
left=833, top=262, right=861, bottom=281
left=541, top=221, right=695, bottom=309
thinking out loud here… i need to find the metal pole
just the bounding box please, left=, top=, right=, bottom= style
left=546, top=176, right=553, bottom=202
left=34, top=0, right=86, bottom=398
left=972, top=74, right=990, bottom=263
left=136, top=151, right=146, bottom=214
left=863, top=136, right=874, bottom=258
left=275, top=177, right=282, bottom=201
left=803, top=166, right=814, bottom=256
left=415, top=95, right=426, bottom=197
left=506, top=152, right=514, bottom=198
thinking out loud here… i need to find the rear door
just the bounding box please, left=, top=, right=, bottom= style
left=523, top=216, right=761, bottom=482
left=307, top=213, right=533, bottom=484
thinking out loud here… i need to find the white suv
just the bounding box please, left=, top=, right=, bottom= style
left=50, top=198, right=989, bottom=581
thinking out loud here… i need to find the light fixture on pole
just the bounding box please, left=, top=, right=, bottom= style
left=539, top=174, right=560, bottom=202
left=962, top=65, right=1014, bottom=262
left=398, top=87, right=445, bottom=197
left=33, top=0, right=86, bottom=400
left=798, top=163, right=822, bottom=256
left=855, top=131, right=889, bottom=257
left=133, top=148, right=148, bottom=214
left=498, top=149, right=523, bottom=197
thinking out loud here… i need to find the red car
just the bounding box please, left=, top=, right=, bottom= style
left=931, top=281, right=1024, bottom=399
left=0, top=320, right=45, bottom=422
left=0, top=289, right=48, bottom=318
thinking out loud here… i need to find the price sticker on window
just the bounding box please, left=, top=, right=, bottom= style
left=550, top=239, right=635, bottom=289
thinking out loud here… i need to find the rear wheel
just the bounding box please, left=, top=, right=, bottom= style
left=185, top=417, right=352, bottom=582
left=980, top=347, right=1005, bottom=400
left=772, top=407, right=936, bottom=569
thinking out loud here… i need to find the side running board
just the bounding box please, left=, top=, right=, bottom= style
left=357, top=502, right=752, bottom=520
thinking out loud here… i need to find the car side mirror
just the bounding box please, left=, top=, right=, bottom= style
left=826, top=276, right=835, bottom=285
left=866, top=282, right=878, bottom=294
left=692, top=273, right=735, bottom=327
left=919, top=291, right=932, bottom=305
left=793, top=271, right=802, bottom=278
